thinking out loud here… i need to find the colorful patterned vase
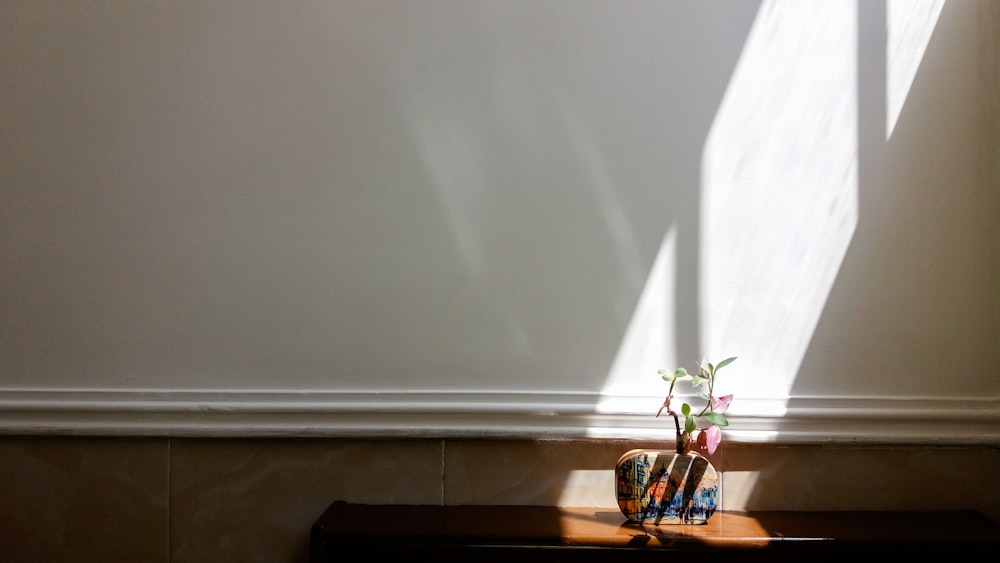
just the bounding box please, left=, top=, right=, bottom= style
left=615, top=448, right=719, bottom=524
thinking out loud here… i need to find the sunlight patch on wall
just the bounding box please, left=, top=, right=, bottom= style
left=597, top=225, right=678, bottom=409
left=557, top=469, right=616, bottom=507
left=720, top=471, right=761, bottom=510
left=701, top=0, right=859, bottom=400
left=887, top=0, right=945, bottom=139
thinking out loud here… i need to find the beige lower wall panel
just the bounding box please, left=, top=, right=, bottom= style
left=713, top=444, right=1000, bottom=517
left=168, top=438, right=444, bottom=563
left=0, top=437, right=169, bottom=563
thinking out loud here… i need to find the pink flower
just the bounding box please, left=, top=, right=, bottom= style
left=699, top=424, right=722, bottom=455
left=711, top=394, right=733, bottom=414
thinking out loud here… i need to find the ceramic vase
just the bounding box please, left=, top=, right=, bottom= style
left=615, top=448, right=719, bottom=524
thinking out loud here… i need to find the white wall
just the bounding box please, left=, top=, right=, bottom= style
left=1, top=1, right=997, bottom=442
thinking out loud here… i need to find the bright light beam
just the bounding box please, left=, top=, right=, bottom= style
left=701, top=0, right=859, bottom=400
left=886, top=0, right=945, bottom=139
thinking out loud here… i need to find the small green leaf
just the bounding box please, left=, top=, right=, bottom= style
left=703, top=412, right=729, bottom=427
left=697, top=392, right=710, bottom=401
left=716, top=356, right=737, bottom=370
left=681, top=403, right=691, bottom=416
left=684, top=416, right=697, bottom=434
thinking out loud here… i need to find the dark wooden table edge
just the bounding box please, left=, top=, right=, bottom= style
left=309, top=502, right=1000, bottom=561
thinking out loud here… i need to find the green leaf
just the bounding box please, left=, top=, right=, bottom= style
left=684, top=415, right=697, bottom=434
left=702, top=412, right=729, bottom=427
left=664, top=368, right=692, bottom=383
left=697, top=392, right=710, bottom=401
left=716, top=356, right=737, bottom=370
left=681, top=403, right=691, bottom=416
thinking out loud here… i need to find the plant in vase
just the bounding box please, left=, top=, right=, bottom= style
left=614, top=356, right=737, bottom=524
left=657, top=356, right=736, bottom=455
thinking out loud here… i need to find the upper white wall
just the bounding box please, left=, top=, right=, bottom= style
left=1, top=1, right=996, bottom=439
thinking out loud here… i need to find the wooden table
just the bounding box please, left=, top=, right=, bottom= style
left=310, top=501, right=1000, bottom=561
